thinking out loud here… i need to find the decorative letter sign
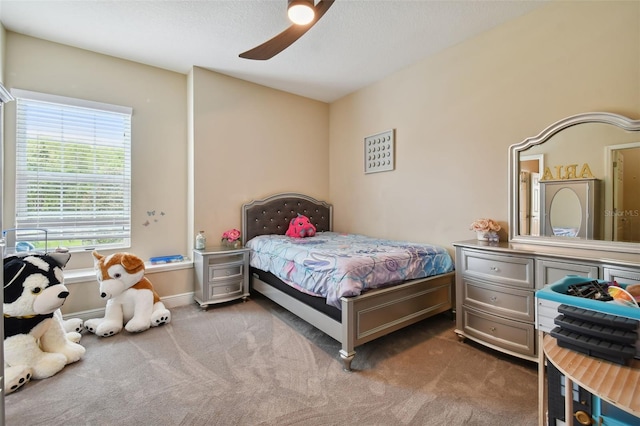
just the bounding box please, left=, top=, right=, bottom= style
left=541, top=163, right=594, bottom=181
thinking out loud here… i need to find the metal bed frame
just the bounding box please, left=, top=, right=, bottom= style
left=242, top=192, right=455, bottom=370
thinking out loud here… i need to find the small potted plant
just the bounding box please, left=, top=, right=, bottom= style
left=221, top=228, right=242, bottom=248
left=470, top=218, right=501, bottom=242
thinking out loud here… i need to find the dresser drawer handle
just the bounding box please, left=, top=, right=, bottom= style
left=490, top=326, right=497, bottom=333
left=489, top=266, right=500, bottom=272
left=490, top=296, right=498, bottom=303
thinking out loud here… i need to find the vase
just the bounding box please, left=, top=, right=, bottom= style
left=476, top=231, right=498, bottom=242
left=222, top=239, right=241, bottom=249
left=476, top=231, right=490, bottom=241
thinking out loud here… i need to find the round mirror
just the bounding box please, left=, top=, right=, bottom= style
left=549, top=188, right=582, bottom=237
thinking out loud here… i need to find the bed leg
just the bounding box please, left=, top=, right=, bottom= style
left=339, top=349, right=355, bottom=371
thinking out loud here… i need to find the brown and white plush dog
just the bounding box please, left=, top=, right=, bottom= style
left=84, top=251, right=171, bottom=337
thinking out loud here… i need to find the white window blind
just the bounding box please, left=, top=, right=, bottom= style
left=13, top=89, right=132, bottom=251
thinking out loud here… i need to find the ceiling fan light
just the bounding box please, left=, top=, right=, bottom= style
left=288, top=0, right=315, bottom=25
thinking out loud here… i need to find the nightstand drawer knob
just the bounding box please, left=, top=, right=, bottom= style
left=490, top=296, right=498, bottom=303
left=490, top=266, right=500, bottom=272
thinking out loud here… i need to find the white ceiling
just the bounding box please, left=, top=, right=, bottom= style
left=0, top=0, right=546, bottom=103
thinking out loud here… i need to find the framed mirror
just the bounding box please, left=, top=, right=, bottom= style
left=509, top=112, right=640, bottom=253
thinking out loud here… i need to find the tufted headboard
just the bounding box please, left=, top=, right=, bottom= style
left=241, top=193, right=333, bottom=243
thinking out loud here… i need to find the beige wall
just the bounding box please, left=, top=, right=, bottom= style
left=190, top=66, right=330, bottom=243
left=328, top=1, right=640, bottom=251
left=1, top=36, right=329, bottom=314
left=525, top=123, right=640, bottom=180
left=3, top=33, right=189, bottom=268
left=2, top=33, right=192, bottom=312
left=0, top=25, right=5, bottom=83
left=62, top=267, right=192, bottom=315
left=622, top=147, right=640, bottom=242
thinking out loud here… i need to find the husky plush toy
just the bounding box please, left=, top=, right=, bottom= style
left=285, top=214, right=316, bottom=238
left=84, top=251, right=171, bottom=337
left=3, top=252, right=85, bottom=394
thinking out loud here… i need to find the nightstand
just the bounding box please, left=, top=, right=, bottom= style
left=193, top=246, right=250, bottom=308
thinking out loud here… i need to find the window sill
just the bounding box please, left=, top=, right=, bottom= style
left=64, top=258, right=193, bottom=284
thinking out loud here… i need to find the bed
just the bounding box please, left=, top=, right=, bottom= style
left=242, top=193, right=455, bottom=370
left=552, top=227, right=579, bottom=237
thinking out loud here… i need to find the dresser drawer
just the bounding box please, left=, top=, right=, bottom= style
left=536, top=259, right=599, bottom=288
left=462, top=306, right=536, bottom=357
left=461, top=249, right=534, bottom=289
left=603, top=266, right=640, bottom=285
left=208, top=261, right=244, bottom=282
left=462, top=278, right=534, bottom=322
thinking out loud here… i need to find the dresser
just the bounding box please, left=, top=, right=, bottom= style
left=453, top=240, right=640, bottom=363
left=193, top=246, right=250, bottom=308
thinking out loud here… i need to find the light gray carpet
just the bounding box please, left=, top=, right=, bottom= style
left=5, top=295, right=538, bottom=425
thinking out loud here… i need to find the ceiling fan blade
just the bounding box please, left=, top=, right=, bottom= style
left=239, top=0, right=335, bottom=60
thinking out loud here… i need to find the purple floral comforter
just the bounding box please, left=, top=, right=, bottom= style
left=246, top=232, right=454, bottom=309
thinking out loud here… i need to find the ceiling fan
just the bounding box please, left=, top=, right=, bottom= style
left=239, top=0, right=335, bottom=60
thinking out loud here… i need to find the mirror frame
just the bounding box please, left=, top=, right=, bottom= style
left=508, top=112, right=640, bottom=254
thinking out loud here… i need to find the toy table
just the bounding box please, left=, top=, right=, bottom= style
left=544, top=335, right=640, bottom=424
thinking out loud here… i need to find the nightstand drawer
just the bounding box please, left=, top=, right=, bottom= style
left=208, top=279, right=242, bottom=299
left=462, top=306, right=536, bottom=357
left=206, top=253, right=245, bottom=265
left=208, top=261, right=244, bottom=282
left=462, top=278, right=534, bottom=322
left=461, top=250, right=534, bottom=289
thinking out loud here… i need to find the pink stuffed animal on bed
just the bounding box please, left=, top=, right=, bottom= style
left=286, top=214, right=316, bottom=238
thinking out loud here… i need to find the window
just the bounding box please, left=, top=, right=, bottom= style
left=12, top=89, right=132, bottom=252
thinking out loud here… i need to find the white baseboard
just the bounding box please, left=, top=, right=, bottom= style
left=162, top=292, right=195, bottom=309
left=65, top=307, right=105, bottom=322
left=63, top=292, right=195, bottom=321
